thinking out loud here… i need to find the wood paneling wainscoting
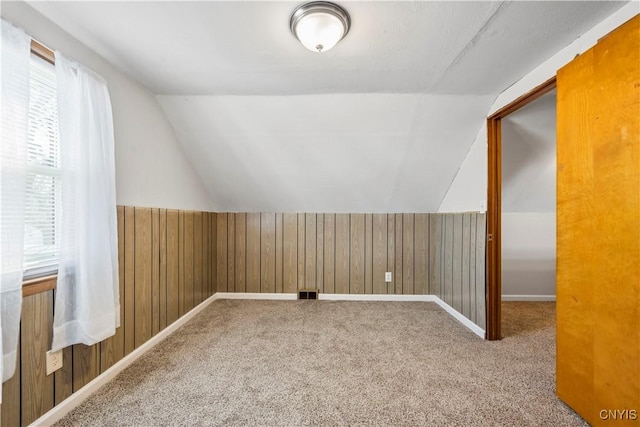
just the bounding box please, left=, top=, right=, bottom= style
left=216, top=212, right=486, bottom=330
left=1, top=206, right=217, bottom=427
left=430, top=213, right=487, bottom=330
left=217, top=213, right=433, bottom=295
left=3, top=209, right=486, bottom=426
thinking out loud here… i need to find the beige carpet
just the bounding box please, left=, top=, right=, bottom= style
left=55, top=300, right=585, bottom=426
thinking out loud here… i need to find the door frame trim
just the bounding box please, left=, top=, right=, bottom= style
left=485, top=76, right=556, bottom=340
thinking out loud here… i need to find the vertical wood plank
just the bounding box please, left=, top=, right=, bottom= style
left=452, top=214, right=463, bottom=312
left=402, top=213, right=415, bottom=295
left=316, top=214, right=324, bottom=293
left=210, top=213, right=217, bottom=296
left=475, top=214, right=487, bottom=329
left=193, top=212, right=203, bottom=304
left=151, top=208, right=160, bottom=335
left=227, top=213, right=235, bottom=293
left=178, top=211, right=185, bottom=315
left=372, top=214, right=387, bottom=294
left=335, top=214, right=350, bottom=294
left=414, top=214, right=429, bottom=295
left=54, top=286, right=73, bottom=404
left=365, top=214, right=373, bottom=294
left=429, top=214, right=442, bottom=296
left=184, top=211, right=195, bottom=311
left=350, top=214, right=365, bottom=294
left=54, top=345, right=73, bottom=405
left=100, top=206, right=125, bottom=371
left=323, top=214, right=336, bottom=294
left=124, top=206, right=135, bottom=355
left=275, top=213, right=283, bottom=293
left=166, top=210, right=180, bottom=324
left=387, top=214, right=395, bottom=295
left=394, top=214, right=403, bottom=294
left=462, top=213, right=471, bottom=318
left=1, top=332, right=20, bottom=427
left=216, top=213, right=228, bottom=293
left=261, top=213, right=276, bottom=293
left=234, top=213, right=246, bottom=293
left=297, top=213, right=306, bottom=290
left=282, top=213, right=298, bottom=293
left=21, top=292, right=54, bottom=425
left=444, top=214, right=454, bottom=305
left=159, top=209, right=168, bottom=329
left=135, top=207, right=152, bottom=347
left=202, top=211, right=209, bottom=299
left=72, top=344, right=99, bottom=392
left=469, top=213, right=477, bottom=323
left=305, top=213, right=316, bottom=289
left=246, top=213, right=261, bottom=293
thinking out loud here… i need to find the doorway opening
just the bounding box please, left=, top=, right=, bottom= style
left=485, top=77, right=556, bottom=340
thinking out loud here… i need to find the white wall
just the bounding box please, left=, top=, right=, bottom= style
left=501, top=90, right=556, bottom=213
left=502, top=213, right=555, bottom=299
left=500, top=90, right=556, bottom=298
left=1, top=1, right=214, bottom=211
left=157, top=93, right=493, bottom=213
left=438, top=3, right=639, bottom=213
left=437, top=122, right=487, bottom=213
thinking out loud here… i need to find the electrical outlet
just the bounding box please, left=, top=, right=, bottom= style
left=385, top=272, right=392, bottom=282
left=46, top=349, right=63, bottom=375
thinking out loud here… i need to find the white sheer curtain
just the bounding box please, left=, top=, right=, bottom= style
left=0, top=19, right=30, bottom=400
left=51, top=53, right=119, bottom=352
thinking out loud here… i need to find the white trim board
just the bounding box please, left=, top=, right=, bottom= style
left=30, top=294, right=219, bottom=427
left=502, top=295, right=556, bottom=302
left=214, top=292, right=486, bottom=338
left=215, top=292, right=297, bottom=300
left=31, top=291, right=485, bottom=426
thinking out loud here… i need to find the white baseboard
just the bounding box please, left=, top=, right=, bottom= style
left=214, top=292, right=298, bottom=300
left=318, top=293, right=434, bottom=302
left=316, top=294, right=484, bottom=338
left=30, top=294, right=218, bottom=427
left=502, top=295, right=556, bottom=302
left=33, top=291, right=485, bottom=425
left=432, top=298, right=486, bottom=339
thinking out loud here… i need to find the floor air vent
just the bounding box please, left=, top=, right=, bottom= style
left=298, top=290, right=318, bottom=300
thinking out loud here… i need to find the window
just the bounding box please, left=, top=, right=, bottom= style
left=24, top=52, right=60, bottom=278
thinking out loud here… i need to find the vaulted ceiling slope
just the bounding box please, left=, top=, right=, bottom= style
left=29, top=1, right=628, bottom=212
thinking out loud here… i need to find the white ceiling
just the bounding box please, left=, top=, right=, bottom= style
left=27, top=1, right=627, bottom=212
left=28, top=1, right=627, bottom=95
left=502, top=89, right=556, bottom=213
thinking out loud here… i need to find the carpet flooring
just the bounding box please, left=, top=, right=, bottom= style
left=54, top=300, right=585, bottom=426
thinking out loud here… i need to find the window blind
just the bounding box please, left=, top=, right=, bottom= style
left=24, top=53, right=60, bottom=277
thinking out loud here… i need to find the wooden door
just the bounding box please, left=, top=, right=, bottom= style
left=556, top=15, right=639, bottom=426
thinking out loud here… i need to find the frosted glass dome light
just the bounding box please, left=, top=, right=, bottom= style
left=290, top=2, right=350, bottom=53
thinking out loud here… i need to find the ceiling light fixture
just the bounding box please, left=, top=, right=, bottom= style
left=290, top=1, right=350, bottom=53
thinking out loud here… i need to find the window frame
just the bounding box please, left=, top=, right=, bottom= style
left=23, top=39, right=58, bottom=296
